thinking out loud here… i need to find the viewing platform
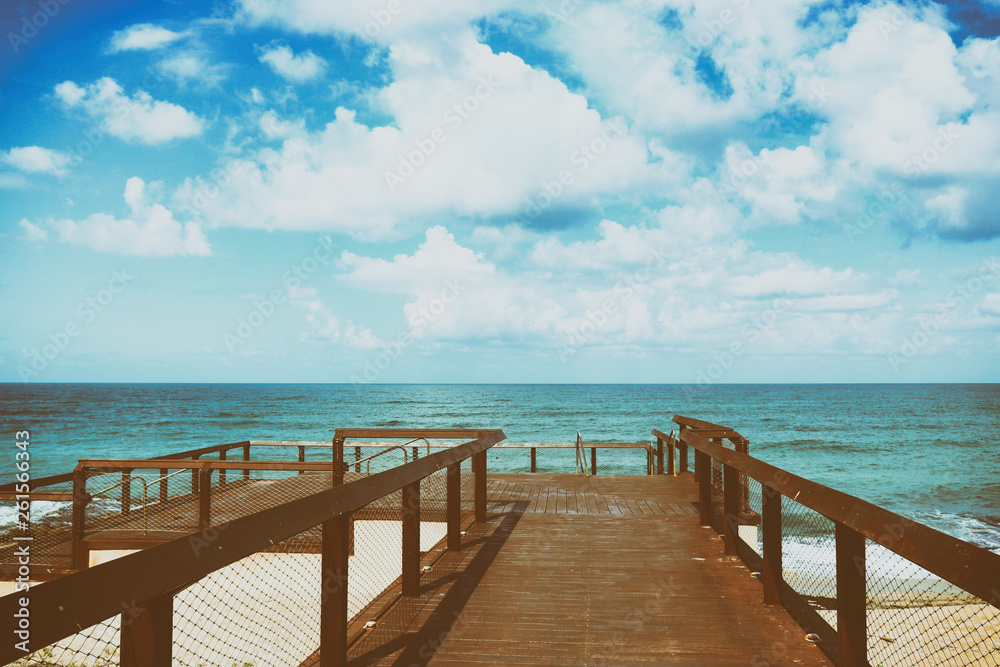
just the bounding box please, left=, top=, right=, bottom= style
left=1, top=419, right=998, bottom=666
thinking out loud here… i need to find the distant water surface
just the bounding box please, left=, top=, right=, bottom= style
left=0, top=383, right=997, bottom=552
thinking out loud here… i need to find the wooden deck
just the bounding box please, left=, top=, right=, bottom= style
left=345, top=473, right=832, bottom=665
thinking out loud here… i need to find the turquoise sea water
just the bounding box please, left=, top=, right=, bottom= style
left=1, top=383, right=998, bottom=552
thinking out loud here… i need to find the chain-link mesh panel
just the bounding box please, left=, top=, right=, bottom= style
left=173, top=524, right=322, bottom=666
left=9, top=616, right=119, bottom=666
left=865, top=538, right=1000, bottom=666
left=0, top=481, right=76, bottom=579
left=780, top=495, right=838, bottom=631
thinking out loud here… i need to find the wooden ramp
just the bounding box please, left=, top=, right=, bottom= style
left=346, top=473, right=832, bottom=665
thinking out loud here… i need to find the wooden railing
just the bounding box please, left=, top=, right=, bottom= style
left=658, top=419, right=1000, bottom=667
left=0, top=428, right=505, bottom=665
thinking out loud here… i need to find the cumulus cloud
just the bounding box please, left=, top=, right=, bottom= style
left=54, top=78, right=204, bottom=145
left=258, top=43, right=327, bottom=81
left=177, top=32, right=650, bottom=238
left=1, top=146, right=72, bottom=176
left=109, top=24, right=184, bottom=52
left=24, top=177, right=211, bottom=257
left=288, top=286, right=381, bottom=347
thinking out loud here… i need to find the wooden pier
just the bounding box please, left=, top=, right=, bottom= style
left=344, top=472, right=830, bottom=665
left=1, top=421, right=998, bottom=666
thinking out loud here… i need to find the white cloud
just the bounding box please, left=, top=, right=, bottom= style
left=2, top=146, right=72, bottom=176
left=55, top=78, right=204, bottom=145
left=258, top=43, right=327, bottom=82
left=19, top=220, right=47, bottom=242
left=728, top=263, right=861, bottom=298
left=157, top=52, right=229, bottom=87
left=181, top=32, right=651, bottom=238
left=26, top=177, right=211, bottom=257
left=237, top=0, right=528, bottom=42
left=288, top=286, right=382, bottom=347
left=978, top=293, right=1000, bottom=317
left=110, top=24, right=184, bottom=52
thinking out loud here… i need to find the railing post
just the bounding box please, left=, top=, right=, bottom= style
left=836, top=523, right=868, bottom=667
left=591, top=447, right=597, bottom=476
left=656, top=438, right=664, bottom=475
left=723, top=464, right=738, bottom=555
left=697, top=451, right=712, bottom=527
left=332, top=436, right=344, bottom=487
left=355, top=446, right=361, bottom=473
left=761, top=486, right=782, bottom=605
left=243, top=443, right=251, bottom=481
left=219, top=449, right=227, bottom=486
left=402, top=480, right=421, bottom=597
left=473, top=450, right=487, bottom=523
left=447, top=463, right=461, bottom=551
left=159, top=468, right=168, bottom=504
left=679, top=442, right=688, bottom=475
left=667, top=438, right=675, bottom=476
left=120, top=592, right=173, bottom=667
left=412, top=446, right=419, bottom=460
left=72, top=468, right=89, bottom=570
left=320, top=514, right=350, bottom=667
left=122, top=469, right=131, bottom=515
left=198, top=465, right=212, bottom=531
left=530, top=447, right=536, bottom=473
left=298, top=445, right=305, bottom=476
left=191, top=455, right=200, bottom=495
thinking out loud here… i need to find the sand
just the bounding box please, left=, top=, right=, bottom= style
left=15, top=520, right=447, bottom=667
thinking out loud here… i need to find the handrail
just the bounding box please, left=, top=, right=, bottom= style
left=89, top=468, right=191, bottom=535
left=354, top=438, right=432, bottom=473
left=675, top=427, right=1000, bottom=611
left=0, top=429, right=505, bottom=661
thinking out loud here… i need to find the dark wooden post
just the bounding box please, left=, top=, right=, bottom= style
left=667, top=438, right=675, bottom=476
left=836, top=523, right=868, bottom=667
left=656, top=438, right=664, bottom=475
left=355, top=446, right=361, bottom=473
left=530, top=447, right=536, bottom=473
left=320, top=514, right=350, bottom=667
left=697, top=451, right=712, bottom=527
left=447, top=464, right=461, bottom=551
left=402, top=481, right=421, bottom=597
left=219, top=449, right=227, bottom=486
left=723, top=464, right=738, bottom=555
left=243, top=443, right=251, bottom=481
left=159, top=469, right=168, bottom=504
left=412, top=446, right=419, bottom=461
left=120, top=592, right=173, bottom=667
left=298, top=445, right=305, bottom=476
left=591, top=447, right=597, bottom=476
left=679, top=443, right=688, bottom=475
left=473, top=450, right=487, bottom=523
left=190, top=455, right=200, bottom=495
left=198, top=465, right=212, bottom=531
left=761, top=486, right=782, bottom=605
left=122, top=469, right=131, bottom=515
left=72, top=469, right=89, bottom=570
left=332, top=436, right=345, bottom=487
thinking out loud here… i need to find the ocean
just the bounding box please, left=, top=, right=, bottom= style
left=1, top=382, right=998, bottom=555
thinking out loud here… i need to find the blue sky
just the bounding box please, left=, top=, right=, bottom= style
left=1, top=0, right=999, bottom=383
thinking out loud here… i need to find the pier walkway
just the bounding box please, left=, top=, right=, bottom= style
left=346, top=473, right=831, bottom=665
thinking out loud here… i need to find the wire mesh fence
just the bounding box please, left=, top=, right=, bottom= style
left=5, top=441, right=482, bottom=666
left=486, top=445, right=651, bottom=475
left=865, top=539, right=1000, bottom=666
